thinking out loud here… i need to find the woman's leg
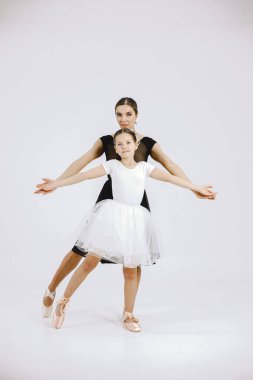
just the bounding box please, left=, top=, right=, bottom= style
left=43, top=250, right=83, bottom=307
left=52, top=253, right=101, bottom=328
left=63, top=254, right=101, bottom=298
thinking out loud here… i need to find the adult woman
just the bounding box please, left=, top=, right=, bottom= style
left=35, top=97, right=215, bottom=330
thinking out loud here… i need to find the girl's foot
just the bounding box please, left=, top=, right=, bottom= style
left=42, top=288, right=56, bottom=318
left=122, top=311, right=141, bottom=332
left=122, top=310, right=139, bottom=323
left=52, top=297, right=70, bottom=329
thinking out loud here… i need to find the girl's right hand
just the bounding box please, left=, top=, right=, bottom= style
left=34, top=187, right=56, bottom=195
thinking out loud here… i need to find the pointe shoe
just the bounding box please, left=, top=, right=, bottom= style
left=122, top=310, right=139, bottom=323
left=42, top=288, right=56, bottom=318
left=52, top=297, right=70, bottom=329
left=122, top=311, right=141, bottom=332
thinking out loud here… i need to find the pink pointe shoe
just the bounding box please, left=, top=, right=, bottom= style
left=42, top=288, right=56, bottom=318
left=52, top=297, right=70, bottom=329
left=122, top=311, right=141, bottom=332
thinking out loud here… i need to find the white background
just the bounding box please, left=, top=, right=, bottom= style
left=0, top=1, right=252, bottom=379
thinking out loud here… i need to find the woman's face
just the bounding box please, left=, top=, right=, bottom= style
left=114, top=133, right=138, bottom=159
left=115, top=105, right=137, bottom=130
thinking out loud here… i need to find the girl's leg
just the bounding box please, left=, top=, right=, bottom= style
left=43, top=250, right=83, bottom=307
left=123, top=267, right=138, bottom=313
left=122, top=267, right=141, bottom=332
left=137, top=266, right=141, bottom=290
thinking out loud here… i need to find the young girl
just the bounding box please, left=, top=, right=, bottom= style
left=38, top=128, right=215, bottom=332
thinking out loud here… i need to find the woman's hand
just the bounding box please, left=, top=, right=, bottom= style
left=191, top=186, right=217, bottom=200
left=193, top=185, right=217, bottom=199
left=34, top=178, right=59, bottom=194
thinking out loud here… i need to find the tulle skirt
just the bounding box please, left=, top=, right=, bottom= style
left=75, top=199, right=160, bottom=268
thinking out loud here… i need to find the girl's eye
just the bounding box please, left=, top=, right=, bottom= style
left=126, top=113, right=132, bottom=116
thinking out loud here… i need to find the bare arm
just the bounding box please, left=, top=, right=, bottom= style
left=37, top=165, right=107, bottom=191
left=150, top=168, right=214, bottom=196
left=151, top=143, right=216, bottom=199
left=151, top=143, right=192, bottom=180
left=35, top=138, right=104, bottom=194
left=57, top=139, right=104, bottom=180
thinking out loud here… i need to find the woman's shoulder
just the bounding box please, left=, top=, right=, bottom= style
left=99, top=134, right=114, bottom=142
left=140, top=135, right=157, bottom=144
left=139, top=136, right=157, bottom=155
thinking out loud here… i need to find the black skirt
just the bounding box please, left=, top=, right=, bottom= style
left=72, top=176, right=151, bottom=263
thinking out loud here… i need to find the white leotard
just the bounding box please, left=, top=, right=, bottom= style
left=102, top=159, right=154, bottom=206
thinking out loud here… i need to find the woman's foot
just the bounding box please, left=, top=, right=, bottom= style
left=42, top=288, right=56, bottom=318
left=52, top=297, right=70, bottom=329
left=122, top=311, right=141, bottom=332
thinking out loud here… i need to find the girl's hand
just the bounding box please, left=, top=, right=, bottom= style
left=34, top=178, right=59, bottom=193
left=194, top=185, right=217, bottom=199
left=34, top=186, right=56, bottom=195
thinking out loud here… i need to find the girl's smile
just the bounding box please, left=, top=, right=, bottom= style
left=114, top=134, right=138, bottom=159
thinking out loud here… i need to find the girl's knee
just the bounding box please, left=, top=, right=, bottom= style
left=123, top=267, right=137, bottom=280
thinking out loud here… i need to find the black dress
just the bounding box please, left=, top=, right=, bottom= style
left=72, top=134, right=157, bottom=263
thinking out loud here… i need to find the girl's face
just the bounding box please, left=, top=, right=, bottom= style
left=114, top=133, right=138, bottom=159
left=115, top=105, right=137, bottom=130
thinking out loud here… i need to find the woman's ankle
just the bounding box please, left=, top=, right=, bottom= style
left=48, top=284, right=56, bottom=293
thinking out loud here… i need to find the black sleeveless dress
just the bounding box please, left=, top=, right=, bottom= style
left=72, top=134, right=157, bottom=263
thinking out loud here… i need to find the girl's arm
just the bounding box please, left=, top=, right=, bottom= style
left=34, top=139, right=104, bottom=194
left=37, top=165, right=107, bottom=192
left=150, top=143, right=215, bottom=199
left=150, top=168, right=215, bottom=196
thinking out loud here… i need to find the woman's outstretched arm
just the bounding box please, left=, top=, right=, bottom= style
left=150, top=168, right=215, bottom=197
left=150, top=143, right=215, bottom=199
left=34, top=139, right=104, bottom=194
left=36, top=165, right=107, bottom=192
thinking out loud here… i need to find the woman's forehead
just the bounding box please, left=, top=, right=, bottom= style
left=116, top=105, right=134, bottom=113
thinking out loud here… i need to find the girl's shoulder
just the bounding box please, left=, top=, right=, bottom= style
left=102, top=159, right=119, bottom=175
left=106, top=159, right=118, bottom=165
left=137, top=161, right=155, bottom=176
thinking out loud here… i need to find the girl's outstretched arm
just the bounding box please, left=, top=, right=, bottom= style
left=36, top=165, right=106, bottom=192
left=150, top=168, right=215, bottom=197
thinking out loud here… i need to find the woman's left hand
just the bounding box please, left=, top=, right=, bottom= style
left=35, top=178, right=58, bottom=193
left=192, top=187, right=217, bottom=200
left=193, top=185, right=217, bottom=199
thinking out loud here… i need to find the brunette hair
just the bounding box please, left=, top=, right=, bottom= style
left=114, top=97, right=138, bottom=115
left=113, top=128, right=137, bottom=144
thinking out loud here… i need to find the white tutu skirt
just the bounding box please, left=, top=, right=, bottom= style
left=75, top=199, right=160, bottom=268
